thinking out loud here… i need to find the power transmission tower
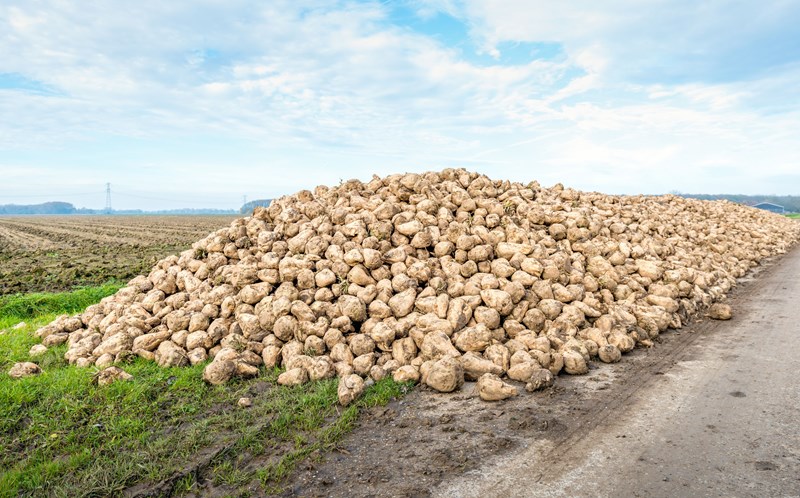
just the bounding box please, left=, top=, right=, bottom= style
left=105, top=183, right=112, bottom=214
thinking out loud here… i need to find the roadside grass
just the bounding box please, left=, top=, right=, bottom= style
left=0, top=286, right=411, bottom=497
left=0, top=282, right=122, bottom=329
left=787, top=213, right=800, bottom=219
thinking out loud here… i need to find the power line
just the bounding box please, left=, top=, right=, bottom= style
left=114, top=190, right=239, bottom=207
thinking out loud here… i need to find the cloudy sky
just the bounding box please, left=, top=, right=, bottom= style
left=1, top=0, right=799, bottom=210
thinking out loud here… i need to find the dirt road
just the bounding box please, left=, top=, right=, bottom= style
left=437, top=248, right=800, bottom=498
left=287, top=248, right=800, bottom=498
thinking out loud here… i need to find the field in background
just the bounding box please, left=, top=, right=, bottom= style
left=0, top=216, right=237, bottom=295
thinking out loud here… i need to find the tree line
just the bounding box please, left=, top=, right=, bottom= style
left=0, top=202, right=236, bottom=215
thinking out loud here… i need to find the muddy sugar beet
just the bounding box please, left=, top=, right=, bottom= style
left=32, top=169, right=800, bottom=404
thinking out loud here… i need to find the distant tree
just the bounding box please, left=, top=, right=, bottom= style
left=240, top=199, right=272, bottom=214
left=0, top=202, right=77, bottom=214
left=0, top=202, right=237, bottom=215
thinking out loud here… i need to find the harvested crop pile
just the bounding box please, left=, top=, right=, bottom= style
left=31, top=169, right=800, bottom=403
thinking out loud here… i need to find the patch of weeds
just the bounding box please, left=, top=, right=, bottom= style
left=337, top=275, right=350, bottom=295
left=213, top=459, right=251, bottom=488
left=172, top=473, right=198, bottom=496
left=368, top=228, right=386, bottom=241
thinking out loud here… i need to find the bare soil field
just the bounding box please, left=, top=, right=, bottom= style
left=0, top=216, right=235, bottom=295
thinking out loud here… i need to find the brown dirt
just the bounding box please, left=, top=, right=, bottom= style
left=0, top=215, right=235, bottom=295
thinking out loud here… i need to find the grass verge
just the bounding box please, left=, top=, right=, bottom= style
left=787, top=213, right=800, bottom=219
left=0, top=286, right=411, bottom=497
left=0, top=282, right=122, bottom=329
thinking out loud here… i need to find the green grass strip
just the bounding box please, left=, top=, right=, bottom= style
left=0, top=282, right=122, bottom=327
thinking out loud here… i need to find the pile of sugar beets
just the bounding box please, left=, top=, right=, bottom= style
left=32, top=169, right=800, bottom=403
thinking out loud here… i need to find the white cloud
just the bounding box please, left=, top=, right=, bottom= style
left=461, top=0, right=800, bottom=82
left=0, top=0, right=799, bottom=208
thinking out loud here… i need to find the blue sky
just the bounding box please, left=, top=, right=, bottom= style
left=1, top=0, right=799, bottom=210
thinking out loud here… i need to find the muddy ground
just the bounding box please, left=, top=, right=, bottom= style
left=0, top=216, right=235, bottom=295
left=283, top=249, right=799, bottom=498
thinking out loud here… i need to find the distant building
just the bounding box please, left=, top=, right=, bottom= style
left=752, top=202, right=785, bottom=214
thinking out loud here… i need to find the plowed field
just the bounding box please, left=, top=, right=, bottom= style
left=0, top=216, right=235, bottom=295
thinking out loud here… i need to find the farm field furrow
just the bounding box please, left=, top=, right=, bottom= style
left=0, top=225, right=65, bottom=252
left=0, top=217, right=211, bottom=247
left=5, top=217, right=210, bottom=239
left=0, top=219, right=153, bottom=247
left=0, top=215, right=235, bottom=295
